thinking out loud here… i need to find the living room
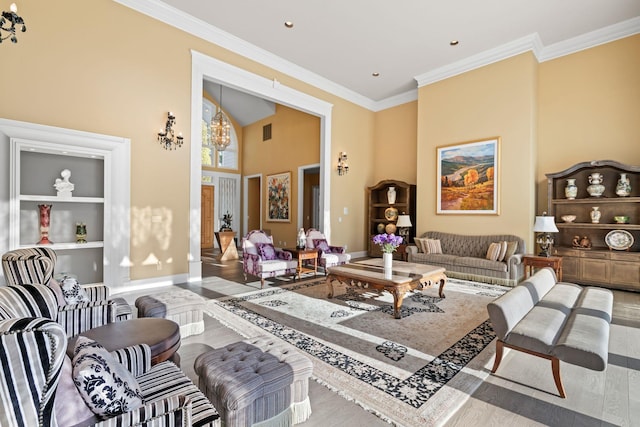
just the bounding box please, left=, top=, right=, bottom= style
left=1, top=1, right=639, bottom=426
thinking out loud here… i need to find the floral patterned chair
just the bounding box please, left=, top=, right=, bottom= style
left=242, top=230, right=297, bottom=288
left=305, top=228, right=351, bottom=273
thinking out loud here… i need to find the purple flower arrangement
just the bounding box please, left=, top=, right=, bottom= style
left=372, top=233, right=404, bottom=253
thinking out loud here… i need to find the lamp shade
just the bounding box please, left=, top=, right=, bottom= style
left=396, top=215, right=412, bottom=228
left=533, top=215, right=558, bottom=233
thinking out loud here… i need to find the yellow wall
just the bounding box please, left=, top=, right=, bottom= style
left=1, top=0, right=638, bottom=282
left=243, top=105, right=320, bottom=245
left=0, top=0, right=375, bottom=281
left=417, top=53, right=538, bottom=250
left=537, top=35, right=640, bottom=209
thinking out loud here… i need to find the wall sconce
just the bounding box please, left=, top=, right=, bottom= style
left=396, top=214, right=412, bottom=243
left=1, top=3, right=27, bottom=44
left=337, top=152, right=349, bottom=175
left=157, top=112, right=183, bottom=150
left=533, top=212, right=558, bottom=257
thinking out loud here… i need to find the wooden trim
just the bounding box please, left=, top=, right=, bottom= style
left=492, top=339, right=566, bottom=398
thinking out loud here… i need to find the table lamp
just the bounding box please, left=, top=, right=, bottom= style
left=533, top=213, right=558, bottom=257
left=396, top=214, right=412, bottom=244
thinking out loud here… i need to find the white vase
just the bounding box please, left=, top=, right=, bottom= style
left=387, top=186, right=396, bottom=204
left=564, top=179, right=578, bottom=200
left=383, top=252, right=393, bottom=279
left=616, top=173, right=631, bottom=197
left=590, top=206, right=601, bottom=224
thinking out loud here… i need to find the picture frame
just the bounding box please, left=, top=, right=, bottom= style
left=266, top=171, right=291, bottom=222
left=436, top=137, right=500, bottom=215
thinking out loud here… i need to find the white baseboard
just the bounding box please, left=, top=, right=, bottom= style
left=110, top=273, right=189, bottom=294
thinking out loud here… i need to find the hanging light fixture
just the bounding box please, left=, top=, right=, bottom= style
left=210, top=85, right=231, bottom=151
left=1, top=3, right=27, bottom=44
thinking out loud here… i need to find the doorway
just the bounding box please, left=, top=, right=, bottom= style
left=201, top=185, right=214, bottom=248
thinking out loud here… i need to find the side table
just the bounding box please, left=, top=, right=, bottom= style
left=283, top=248, right=318, bottom=280
left=522, top=254, right=563, bottom=281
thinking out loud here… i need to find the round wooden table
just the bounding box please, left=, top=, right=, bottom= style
left=67, top=318, right=181, bottom=365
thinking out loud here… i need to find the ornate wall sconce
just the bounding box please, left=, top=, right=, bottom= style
left=158, top=112, right=183, bottom=150
left=337, top=152, right=349, bottom=175
left=1, top=3, right=27, bottom=44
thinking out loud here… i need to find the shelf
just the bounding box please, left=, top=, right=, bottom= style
left=552, top=197, right=640, bottom=205
left=20, top=241, right=104, bottom=250
left=557, top=223, right=640, bottom=230
left=19, top=195, right=105, bottom=203
left=371, top=203, right=408, bottom=208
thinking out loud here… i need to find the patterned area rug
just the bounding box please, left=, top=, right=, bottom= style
left=205, top=277, right=509, bottom=426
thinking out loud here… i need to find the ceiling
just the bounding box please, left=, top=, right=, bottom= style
left=119, top=0, right=640, bottom=116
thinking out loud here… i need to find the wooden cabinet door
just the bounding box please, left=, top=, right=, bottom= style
left=580, top=258, right=609, bottom=283
left=560, top=256, right=579, bottom=282
left=610, top=261, right=640, bottom=287
left=201, top=186, right=214, bottom=248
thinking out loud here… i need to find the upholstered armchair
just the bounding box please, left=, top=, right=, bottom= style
left=0, top=317, right=219, bottom=427
left=305, top=228, right=351, bottom=273
left=2, top=247, right=132, bottom=325
left=242, top=230, right=298, bottom=288
left=0, top=281, right=117, bottom=337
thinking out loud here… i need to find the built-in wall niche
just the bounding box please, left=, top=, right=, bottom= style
left=1, top=118, right=131, bottom=288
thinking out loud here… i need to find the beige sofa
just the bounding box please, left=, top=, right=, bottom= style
left=487, top=267, right=613, bottom=398
left=406, top=231, right=525, bottom=286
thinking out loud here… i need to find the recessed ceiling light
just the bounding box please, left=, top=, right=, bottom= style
left=284, top=21, right=294, bottom=28
left=450, top=40, right=459, bottom=46
left=372, top=72, right=380, bottom=77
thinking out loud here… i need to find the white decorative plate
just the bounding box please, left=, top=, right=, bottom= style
left=605, top=230, right=634, bottom=250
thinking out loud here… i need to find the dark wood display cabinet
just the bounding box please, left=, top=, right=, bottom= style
left=546, top=160, right=640, bottom=291
left=366, top=180, right=416, bottom=259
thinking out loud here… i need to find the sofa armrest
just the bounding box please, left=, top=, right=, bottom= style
left=57, top=300, right=116, bottom=336
left=111, top=343, right=152, bottom=377
left=92, top=395, right=192, bottom=427
left=406, top=245, right=419, bottom=255
left=81, top=283, right=109, bottom=301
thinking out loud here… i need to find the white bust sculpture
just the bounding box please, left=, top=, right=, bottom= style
left=54, top=169, right=75, bottom=198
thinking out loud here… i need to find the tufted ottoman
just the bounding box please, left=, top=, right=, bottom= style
left=194, top=336, right=313, bottom=427
left=135, top=289, right=205, bottom=338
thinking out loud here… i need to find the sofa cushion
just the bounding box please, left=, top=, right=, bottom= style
left=504, top=240, right=519, bottom=260
left=456, top=256, right=507, bottom=272
left=410, top=253, right=458, bottom=265
left=413, top=237, right=427, bottom=253
left=552, top=311, right=610, bottom=371
left=505, top=303, right=570, bottom=354
left=72, top=337, right=144, bottom=419
left=486, top=242, right=501, bottom=261
left=424, top=239, right=442, bottom=254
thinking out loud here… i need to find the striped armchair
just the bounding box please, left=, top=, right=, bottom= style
left=0, top=282, right=116, bottom=337
left=2, top=247, right=132, bottom=325
left=0, top=318, right=220, bottom=427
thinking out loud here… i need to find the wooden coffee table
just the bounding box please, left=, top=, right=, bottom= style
left=326, top=260, right=447, bottom=319
left=67, top=318, right=181, bottom=365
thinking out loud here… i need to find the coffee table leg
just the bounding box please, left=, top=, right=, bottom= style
left=438, top=277, right=446, bottom=298
left=326, top=276, right=335, bottom=299
left=392, top=289, right=404, bottom=319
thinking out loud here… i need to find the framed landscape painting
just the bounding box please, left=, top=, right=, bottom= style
left=436, top=137, right=500, bottom=215
left=267, top=171, right=291, bottom=222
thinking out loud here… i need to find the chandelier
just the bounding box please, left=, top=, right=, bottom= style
left=210, top=86, right=231, bottom=151
left=1, top=3, right=26, bottom=44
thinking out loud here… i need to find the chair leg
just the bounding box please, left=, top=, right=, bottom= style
left=552, top=357, right=566, bottom=398
left=260, top=278, right=264, bottom=289
left=491, top=340, right=504, bottom=373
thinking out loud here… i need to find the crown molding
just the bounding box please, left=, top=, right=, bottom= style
left=115, top=0, right=638, bottom=111
left=538, top=16, right=640, bottom=62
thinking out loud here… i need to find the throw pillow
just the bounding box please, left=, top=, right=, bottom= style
left=313, top=239, right=331, bottom=253
left=497, top=241, right=508, bottom=262
left=255, top=242, right=277, bottom=260
left=72, top=337, right=144, bottom=419
left=413, top=237, right=427, bottom=253
left=47, top=278, right=66, bottom=306
left=486, top=242, right=501, bottom=261
left=504, top=240, right=519, bottom=260
left=424, top=239, right=442, bottom=254
left=59, top=276, right=90, bottom=304
left=55, top=355, right=96, bottom=426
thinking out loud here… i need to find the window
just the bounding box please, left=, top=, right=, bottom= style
left=202, top=99, right=238, bottom=169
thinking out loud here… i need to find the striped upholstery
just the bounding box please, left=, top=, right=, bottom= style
left=0, top=317, right=67, bottom=427
left=0, top=284, right=58, bottom=321
left=2, top=247, right=57, bottom=286
left=95, top=344, right=220, bottom=427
